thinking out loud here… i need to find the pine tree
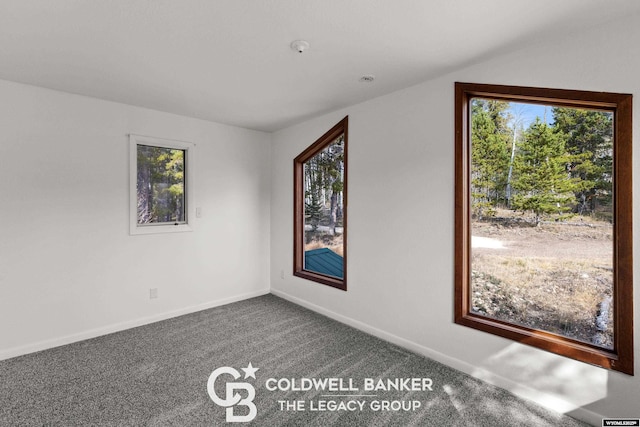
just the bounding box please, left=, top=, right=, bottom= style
left=470, top=99, right=511, bottom=218
left=511, top=119, right=584, bottom=224
left=304, top=191, right=322, bottom=231
left=552, top=107, right=613, bottom=216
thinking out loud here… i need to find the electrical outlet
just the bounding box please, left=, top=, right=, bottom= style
left=280, top=270, right=285, bottom=279
left=196, top=207, right=202, bottom=218
left=150, top=288, right=158, bottom=299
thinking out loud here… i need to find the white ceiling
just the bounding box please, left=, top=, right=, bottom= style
left=1, top=1, right=639, bottom=132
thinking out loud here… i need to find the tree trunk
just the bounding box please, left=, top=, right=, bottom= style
left=137, top=157, right=152, bottom=223
left=506, top=128, right=517, bottom=207
left=329, top=192, right=338, bottom=235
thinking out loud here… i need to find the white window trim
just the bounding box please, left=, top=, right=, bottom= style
left=129, top=134, right=195, bottom=235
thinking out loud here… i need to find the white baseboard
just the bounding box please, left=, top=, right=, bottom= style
left=271, top=289, right=603, bottom=426
left=0, top=288, right=270, bottom=362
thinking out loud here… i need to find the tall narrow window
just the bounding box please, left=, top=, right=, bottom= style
left=455, top=83, right=633, bottom=374
left=129, top=134, right=195, bottom=235
left=294, top=117, right=348, bottom=290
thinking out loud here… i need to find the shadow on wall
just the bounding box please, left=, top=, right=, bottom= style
left=472, top=344, right=607, bottom=416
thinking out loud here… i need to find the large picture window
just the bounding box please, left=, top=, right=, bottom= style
left=455, top=83, right=633, bottom=374
left=129, top=134, right=195, bottom=235
left=294, top=117, right=348, bottom=290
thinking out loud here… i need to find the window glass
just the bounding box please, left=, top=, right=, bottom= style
left=470, top=99, right=614, bottom=348
left=303, top=135, right=345, bottom=278
left=137, top=145, right=186, bottom=225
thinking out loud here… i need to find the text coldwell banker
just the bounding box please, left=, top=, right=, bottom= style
left=265, top=377, right=434, bottom=392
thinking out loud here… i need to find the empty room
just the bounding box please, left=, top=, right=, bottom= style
left=1, top=1, right=639, bottom=426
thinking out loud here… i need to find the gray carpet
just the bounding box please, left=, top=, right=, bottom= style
left=0, top=294, right=588, bottom=426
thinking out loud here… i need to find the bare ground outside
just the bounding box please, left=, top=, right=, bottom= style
left=471, top=214, right=613, bottom=348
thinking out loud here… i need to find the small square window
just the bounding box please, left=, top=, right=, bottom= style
left=129, top=134, right=195, bottom=235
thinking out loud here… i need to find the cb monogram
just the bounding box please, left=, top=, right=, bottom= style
left=207, top=366, right=258, bottom=422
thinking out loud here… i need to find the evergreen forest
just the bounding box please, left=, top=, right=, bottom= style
left=471, top=99, right=613, bottom=224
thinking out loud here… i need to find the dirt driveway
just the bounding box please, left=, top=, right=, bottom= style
left=472, top=221, right=612, bottom=263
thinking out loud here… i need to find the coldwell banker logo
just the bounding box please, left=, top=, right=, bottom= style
left=207, top=363, right=259, bottom=422
left=208, top=364, right=434, bottom=423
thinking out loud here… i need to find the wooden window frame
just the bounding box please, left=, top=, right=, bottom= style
left=454, top=82, right=633, bottom=375
left=294, top=116, right=348, bottom=291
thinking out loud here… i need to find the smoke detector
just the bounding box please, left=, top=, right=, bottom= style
left=290, top=40, right=310, bottom=54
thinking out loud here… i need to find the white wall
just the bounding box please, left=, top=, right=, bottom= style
left=270, top=13, right=640, bottom=424
left=0, top=79, right=271, bottom=358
